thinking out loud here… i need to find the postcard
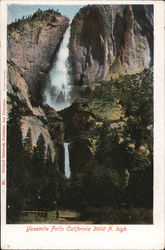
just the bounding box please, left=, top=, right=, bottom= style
left=1, top=0, right=164, bottom=249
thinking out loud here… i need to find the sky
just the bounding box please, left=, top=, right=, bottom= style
left=8, top=4, right=85, bottom=24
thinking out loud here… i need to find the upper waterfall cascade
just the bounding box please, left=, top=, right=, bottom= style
left=44, top=26, right=71, bottom=111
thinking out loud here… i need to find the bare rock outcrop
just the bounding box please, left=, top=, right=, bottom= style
left=69, top=5, right=153, bottom=86
left=8, top=9, right=69, bottom=100
left=58, top=101, right=97, bottom=175
left=7, top=61, right=65, bottom=161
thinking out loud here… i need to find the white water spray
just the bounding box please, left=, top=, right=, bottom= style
left=44, top=26, right=71, bottom=111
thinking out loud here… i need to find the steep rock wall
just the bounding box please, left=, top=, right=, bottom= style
left=8, top=10, right=69, bottom=100
left=7, top=61, right=65, bottom=163
left=7, top=10, right=68, bottom=173
left=69, top=5, right=153, bottom=86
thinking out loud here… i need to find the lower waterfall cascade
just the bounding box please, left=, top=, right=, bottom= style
left=64, top=142, right=70, bottom=178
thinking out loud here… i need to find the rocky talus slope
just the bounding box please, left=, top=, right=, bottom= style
left=69, top=5, right=153, bottom=87
left=7, top=10, right=68, bottom=172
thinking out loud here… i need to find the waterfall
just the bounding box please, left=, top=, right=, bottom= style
left=44, top=26, right=71, bottom=111
left=44, top=26, right=71, bottom=178
left=64, top=142, right=70, bottom=178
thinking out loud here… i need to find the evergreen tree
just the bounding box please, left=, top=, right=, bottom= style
left=45, top=144, right=53, bottom=173
left=23, top=127, right=33, bottom=157
left=32, top=133, right=46, bottom=177
left=7, top=105, right=27, bottom=222
left=42, top=145, right=59, bottom=210
left=30, top=133, right=46, bottom=209
left=22, top=127, right=34, bottom=209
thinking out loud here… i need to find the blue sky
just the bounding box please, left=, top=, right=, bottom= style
left=8, top=4, right=85, bottom=24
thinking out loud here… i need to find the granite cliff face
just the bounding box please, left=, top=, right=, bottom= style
left=8, top=9, right=69, bottom=100
left=7, top=60, right=65, bottom=168
left=7, top=10, right=68, bottom=173
left=69, top=5, right=153, bottom=86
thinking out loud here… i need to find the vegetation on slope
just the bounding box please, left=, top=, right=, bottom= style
left=60, top=68, right=153, bottom=222
left=8, top=8, right=62, bottom=34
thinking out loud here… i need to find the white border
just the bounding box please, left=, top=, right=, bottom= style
left=1, top=1, right=165, bottom=249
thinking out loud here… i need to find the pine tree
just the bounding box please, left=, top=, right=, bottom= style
left=31, top=133, right=46, bottom=209
left=44, top=145, right=57, bottom=210
left=22, top=127, right=34, bottom=209
left=23, top=127, right=33, bottom=157
left=7, top=105, right=27, bottom=222
left=32, top=133, right=46, bottom=177
left=45, top=144, right=52, bottom=173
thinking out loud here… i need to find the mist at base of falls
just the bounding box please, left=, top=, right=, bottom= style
left=43, top=26, right=72, bottom=111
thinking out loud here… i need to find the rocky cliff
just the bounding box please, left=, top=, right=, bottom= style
left=69, top=5, right=153, bottom=86
left=8, top=9, right=69, bottom=101
left=58, top=101, right=96, bottom=175
left=7, top=60, right=65, bottom=167
left=7, top=10, right=68, bottom=173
